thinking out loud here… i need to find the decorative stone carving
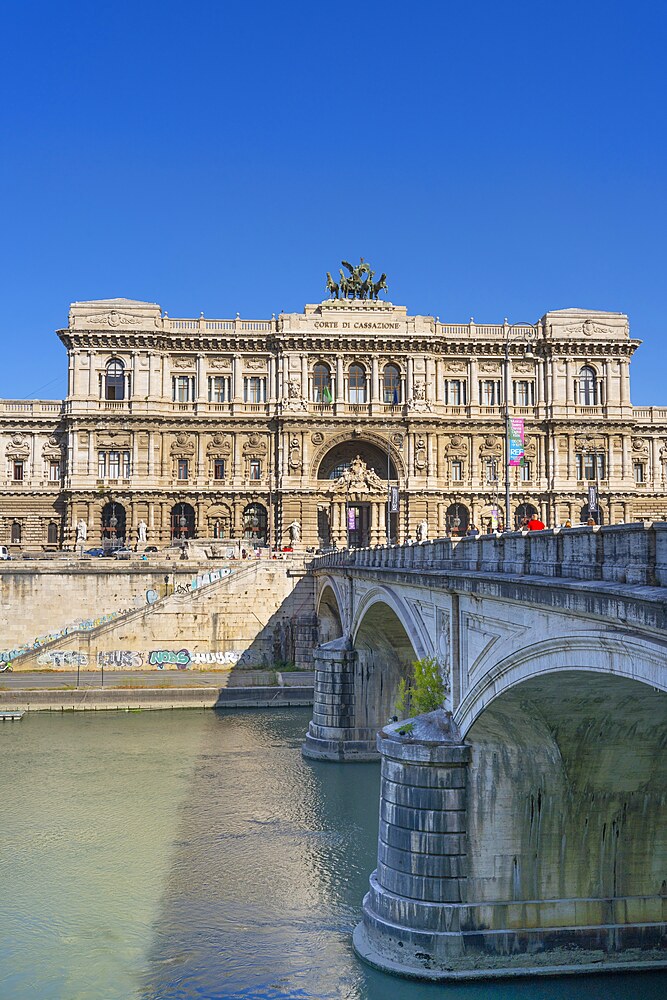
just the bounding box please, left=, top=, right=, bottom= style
left=408, top=380, right=432, bottom=412
left=282, top=379, right=308, bottom=412
left=332, top=455, right=384, bottom=494
left=172, top=357, right=196, bottom=369
left=80, top=309, right=143, bottom=328
left=632, top=437, right=649, bottom=453
left=311, top=432, right=324, bottom=446
left=242, top=434, right=267, bottom=454
left=209, top=358, right=232, bottom=370
left=415, top=437, right=427, bottom=471
left=563, top=319, right=612, bottom=338
left=444, top=435, right=467, bottom=458
left=480, top=435, right=502, bottom=457
left=245, top=358, right=267, bottom=371
left=391, top=433, right=404, bottom=448
left=435, top=608, right=452, bottom=697
left=443, top=362, right=466, bottom=374
left=289, top=436, right=302, bottom=471
left=170, top=432, right=195, bottom=456
left=206, top=433, right=231, bottom=455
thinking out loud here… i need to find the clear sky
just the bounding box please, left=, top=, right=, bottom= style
left=1, top=1, right=665, bottom=403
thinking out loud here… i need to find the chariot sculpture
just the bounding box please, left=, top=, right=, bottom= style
left=326, top=259, right=388, bottom=300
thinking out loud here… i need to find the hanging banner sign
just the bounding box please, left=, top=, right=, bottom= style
left=347, top=508, right=356, bottom=530
left=491, top=506, right=499, bottom=530
left=588, top=485, right=598, bottom=513
left=509, top=418, right=525, bottom=466
left=389, top=486, right=399, bottom=514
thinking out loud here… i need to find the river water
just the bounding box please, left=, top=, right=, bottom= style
left=0, top=708, right=664, bottom=999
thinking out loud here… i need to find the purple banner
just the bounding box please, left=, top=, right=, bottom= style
left=347, top=508, right=356, bottom=530
left=509, top=417, right=525, bottom=466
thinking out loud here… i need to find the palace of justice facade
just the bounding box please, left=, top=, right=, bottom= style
left=1, top=292, right=666, bottom=551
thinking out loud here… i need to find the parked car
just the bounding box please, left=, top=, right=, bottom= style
left=111, top=547, right=132, bottom=559
left=84, top=547, right=105, bottom=557
left=144, top=545, right=158, bottom=552
left=0, top=545, right=11, bottom=560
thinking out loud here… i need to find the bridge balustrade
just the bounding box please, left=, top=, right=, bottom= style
left=313, top=522, right=667, bottom=587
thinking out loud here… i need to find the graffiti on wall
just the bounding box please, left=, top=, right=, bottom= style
left=37, top=650, right=88, bottom=667
left=96, top=650, right=144, bottom=668
left=148, top=649, right=191, bottom=669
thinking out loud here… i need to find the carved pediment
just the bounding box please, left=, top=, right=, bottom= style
left=242, top=434, right=267, bottom=454
left=42, top=435, right=63, bottom=459
left=170, top=432, right=195, bottom=456
left=97, top=430, right=131, bottom=450
left=444, top=435, right=468, bottom=458
left=479, top=435, right=502, bottom=457
left=206, top=433, right=231, bottom=455
left=5, top=434, right=30, bottom=458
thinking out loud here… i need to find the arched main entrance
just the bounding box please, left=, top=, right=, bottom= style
left=317, top=442, right=399, bottom=548
left=515, top=502, right=538, bottom=527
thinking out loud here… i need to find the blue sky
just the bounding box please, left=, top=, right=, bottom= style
left=1, top=1, right=665, bottom=403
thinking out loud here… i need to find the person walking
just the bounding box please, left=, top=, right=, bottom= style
left=527, top=515, right=545, bottom=531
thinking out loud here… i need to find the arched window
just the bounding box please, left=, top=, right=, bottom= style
left=383, top=364, right=401, bottom=404
left=11, top=522, right=21, bottom=544
left=105, top=359, right=125, bottom=401
left=578, top=366, right=598, bottom=406
left=47, top=522, right=59, bottom=545
left=242, top=503, right=267, bottom=544
left=170, top=503, right=196, bottom=540
left=515, top=502, right=538, bottom=529
left=313, top=363, right=332, bottom=403
left=348, top=364, right=367, bottom=403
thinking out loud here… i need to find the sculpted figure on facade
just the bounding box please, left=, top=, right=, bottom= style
left=137, top=520, right=147, bottom=543
left=333, top=455, right=384, bottom=494
left=416, top=520, right=428, bottom=542
left=288, top=520, right=301, bottom=543
left=76, top=519, right=87, bottom=543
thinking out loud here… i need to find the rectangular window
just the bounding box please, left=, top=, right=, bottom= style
left=577, top=453, right=605, bottom=480
left=480, top=380, right=501, bottom=406
left=249, top=459, right=261, bottom=480
left=98, top=451, right=106, bottom=478
left=213, top=458, right=225, bottom=480
left=13, top=460, right=24, bottom=482
left=49, top=460, right=61, bottom=482
left=108, top=451, right=120, bottom=479
left=244, top=377, right=266, bottom=403
left=634, top=462, right=645, bottom=484
left=485, top=458, right=498, bottom=482
left=176, top=376, right=191, bottom=403
left=513, top=381, right=534, bottom=406
left=177, top=459, right=189, bottom=480
left=444, top=380, right=466, bottom=405
left=520, top=461, right=531, bottom=482
left=122, top=451, right=131, bottom=478
left=451, top=460, right=462, bottom=482
left=209, top=376, right=231, bottom=403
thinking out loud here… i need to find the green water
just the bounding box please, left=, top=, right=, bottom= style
left=0, top=709, right=664, bottom=999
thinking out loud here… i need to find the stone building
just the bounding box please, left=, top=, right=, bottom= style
left=1, top=288, right=666, bottom=551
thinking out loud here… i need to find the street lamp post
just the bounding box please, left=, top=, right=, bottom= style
left=502, top=322, right=537, bottom=530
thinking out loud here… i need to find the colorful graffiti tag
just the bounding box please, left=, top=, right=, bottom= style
left=37, top=650, right=88, bottom=668
left=148, top=649, right=191, bottom=669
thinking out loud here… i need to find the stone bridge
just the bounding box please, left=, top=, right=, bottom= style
left=303, top=523, right=667, bottom=978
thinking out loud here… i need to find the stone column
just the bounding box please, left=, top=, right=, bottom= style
left=371, top=357, right=379, bottom=404
left=196, top=354, right=206, bottom=403
left=406, top=357, right=414, bottom=400
left=233, top=355, right=243, bottom=402
left=354, top=711, right=471, bottom=975
left=302, top=637, right=370, bottom=761
left=335, top=356, right=344, bottom=403
left=161, top=354, right=170, bottom=400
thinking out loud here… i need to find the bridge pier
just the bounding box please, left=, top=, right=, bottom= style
left=302, top=637, right=379, bottom=761
left=354, top=711, right=667, bottom=981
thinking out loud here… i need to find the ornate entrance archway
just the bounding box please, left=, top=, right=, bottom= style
left=317, top=445, right=399, bottom=549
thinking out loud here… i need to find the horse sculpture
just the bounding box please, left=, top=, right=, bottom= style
left=326, top=272, right=340, bottom=299
left=371, top=273, right=388, bottom=300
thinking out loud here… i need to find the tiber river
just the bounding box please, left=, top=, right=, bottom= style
left=0, top=708, right=665, bottom=999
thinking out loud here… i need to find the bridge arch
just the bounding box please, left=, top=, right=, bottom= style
left=316, top=580, right=345, bottom=644
left=349, top=592, right=428, bottom=736
left=463, top=667, right=667, bottom=910
left=456, top=631, right=667, bottom=735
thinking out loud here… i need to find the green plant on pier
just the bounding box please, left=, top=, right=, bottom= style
left=392, top=656, right=446, bottom=720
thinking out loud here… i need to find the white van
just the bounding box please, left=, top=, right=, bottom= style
left=0, top=546, right=11, bottom=560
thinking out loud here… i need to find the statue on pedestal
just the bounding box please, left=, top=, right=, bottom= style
left=416, top=520, right=428, bottom=543
left=76, top=519, right=87, bottom=544
left=138, top=520, right=147, bottom=543
left=288, top=520, right=301, bottom=544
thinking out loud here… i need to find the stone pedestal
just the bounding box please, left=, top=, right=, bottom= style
left=353, top=710, right=472, bottom=974
left=302, top=637, right=378, bottom=761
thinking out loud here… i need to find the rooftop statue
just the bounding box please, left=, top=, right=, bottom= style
left=326, top=259, right=388, bottom=300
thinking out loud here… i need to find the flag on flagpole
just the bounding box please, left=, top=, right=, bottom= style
left=392, top=388, right=399, bottom=404
left=322, top=385, right=333, bottom=403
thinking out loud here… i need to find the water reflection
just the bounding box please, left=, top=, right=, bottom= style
left=0, top=710, right=664, bottom=1000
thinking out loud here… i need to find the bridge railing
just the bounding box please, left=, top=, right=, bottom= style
left=312, top=522, right=667, bottom=588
